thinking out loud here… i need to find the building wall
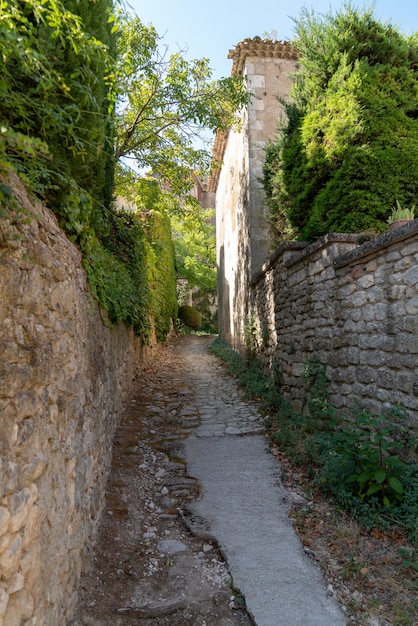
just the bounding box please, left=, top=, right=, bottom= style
left=251, top=223, right=418, bottom=427
left=0, top=177, right=156, bottom=625
left=216, top=50, right=297, bottom=351
left=246, top=57, right=296, bottom=272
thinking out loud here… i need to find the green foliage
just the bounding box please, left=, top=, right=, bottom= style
left=172, top=205, right=216, bottom=292
left=243, top=314, right=259, bottom=362
left=264, top=4, right=418, bottom=243
left=75, top=206, right=177, bottom=342
left=178, top=305, right=202, bottom=329
left=143, top=213, right=177, bottom=341
left=0, top=0, right=116, bottom=209
left=210, top=338, right=282, bottom=410
left=211, top=340, right=418, bottom=538
left=0, top=2, right=245, bottom=342
left=303, top=357, right=335, bottom=424
left=399, top=547, right=418, bottom=572
left=388, top=200, right=416, bottom=224
left=320, top=406, right=411, bottom=506
left=114, top=11, right=249, bottom=199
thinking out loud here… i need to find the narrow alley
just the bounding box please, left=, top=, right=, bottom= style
left=71, top=335, right=345, bottom=626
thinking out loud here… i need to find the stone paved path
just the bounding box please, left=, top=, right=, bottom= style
left=72, top=335, right=346, bottom=626
left=179, top=336, right=346, bottom=626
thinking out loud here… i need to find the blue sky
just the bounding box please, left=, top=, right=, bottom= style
left=127, top=1, right=418, bottom=78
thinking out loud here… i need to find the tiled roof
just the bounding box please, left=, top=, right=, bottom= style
left=228, top=37, right=298, bottom=75
left=207, top=37, right=297, bottom=193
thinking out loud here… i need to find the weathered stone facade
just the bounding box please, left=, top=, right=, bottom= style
left=214, top=39, right=298, bottom=350
left=0, top=177, right=156, bottom=625
left=251, top=222, right=418, bottom=426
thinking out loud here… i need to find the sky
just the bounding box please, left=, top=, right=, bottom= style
left=126, top=0, right=418, bottom=78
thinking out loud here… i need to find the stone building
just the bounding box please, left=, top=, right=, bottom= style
left=209, top=37, right=298, bottom=350
left=211, top=40, right=418, bottom=427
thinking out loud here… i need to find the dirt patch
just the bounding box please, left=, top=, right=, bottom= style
left=71, top=337, right=253, bottom=626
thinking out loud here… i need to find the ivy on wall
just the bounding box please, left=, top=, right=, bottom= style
left=0, top=0, right=178, bottom=342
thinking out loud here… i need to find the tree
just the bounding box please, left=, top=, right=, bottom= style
left=172, top=206, right=216, bottom=293
left=264, top=4, right=418, bottom=243
left=114, top=12, right=249, bottom=200
left=0, top=0, right=116, bottom=214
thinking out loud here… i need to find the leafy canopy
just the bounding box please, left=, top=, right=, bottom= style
left=172, top=204, right=216, bottom=292
left=114, top=12, right=249, bottom=199
left=264, top=3, right=418, bottom=243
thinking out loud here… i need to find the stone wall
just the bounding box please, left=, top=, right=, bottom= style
left=0, top=177, right=156, bottom=625
left=251, top=222, right=418, bottom=427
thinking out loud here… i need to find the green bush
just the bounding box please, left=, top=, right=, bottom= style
left=178, top=305, right=202, bottom=329
left=263, top=5, right=418, bottom=243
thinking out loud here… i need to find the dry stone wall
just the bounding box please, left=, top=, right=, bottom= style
left=251, top=223, right=418, bottom=427
left=0, top=177, right=155, bottom=625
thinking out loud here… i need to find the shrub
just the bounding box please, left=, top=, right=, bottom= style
left=263, top=5, right=418, bottom=243
left=178, top=305, right=202, bottom=329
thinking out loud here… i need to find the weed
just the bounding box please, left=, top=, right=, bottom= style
left=211, top=339, right=418, bottom=539
left=399, top=547, right=418, bottom=572
left=243, top=313, right=259, bottom=362
left=303, top=357, right=335, bottom=426
left=227, top=577, right=246, bottom=608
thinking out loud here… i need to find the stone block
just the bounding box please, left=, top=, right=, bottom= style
left=359, top=350, right=387, bottom=367
left=378, top=369, right=395, bottom=389
left=339, top=384, right=353, bottom=396
left=405, top=299, right=418, bottom=315
left=3, top=589, right=33, bottom=625
left=373, top=303, right=387, bottom=321
left=351, top=291, right=368, bottom=307
left=22, top=505, right=39, bottom=549
left=7, top=488, right=32, bottom=533
left=401, top=241, right=418, bottom=256
left=362, top=304, right=375, bottom=322
left=332, top=395, right=348, bottom=409
left=403, top=265, right=418, bottom=286
left=7, top=573, right=24, bottom=595
left=385, top=250, right=402, bottom=262
left=385, top=284, right=406, bottom=300
left=23, top=455, right=48, bottom=483
left=356, top=366, right=377, bottom=384
left=0, top=509, right=10, bottom=537
left=403, top=316, right=418, bottom=334
left=0, top=535, right=22, bottom=578
left=366, top=286, right=384, bottom=304
left=0, top=463, right=19, bottom=499
left=394, top=255, right=415, bottom=271
left=0, top=587, right=8, bottom=617
left=396, top=372, right=413, bottom=393
left=365, top=259, right=378, bottom=272
left=357, top=275, right=374, bottom=289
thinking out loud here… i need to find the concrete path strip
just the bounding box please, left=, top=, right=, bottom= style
left=182, top=337, right=347, bottom=626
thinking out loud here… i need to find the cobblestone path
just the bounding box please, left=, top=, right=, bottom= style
left=72, top=335, right=345, bottom=626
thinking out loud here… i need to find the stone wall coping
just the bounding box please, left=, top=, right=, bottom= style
left=251, top=233, right=359, bottom=286
left=252, top=220, right=418, bottom=285
left=334, top=218, right=418, bottom=268
left=251, top=241, right=307, bottom=285
left=284, top=233, right=359, bottom=269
